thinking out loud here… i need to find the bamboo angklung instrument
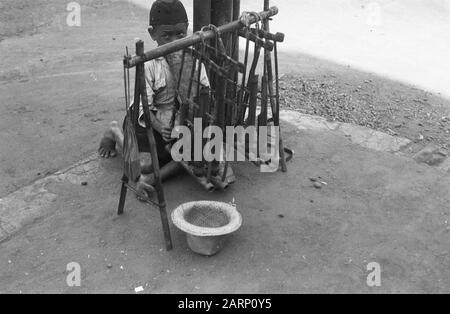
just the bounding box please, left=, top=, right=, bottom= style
left=115, top=5, right=294, bottom=252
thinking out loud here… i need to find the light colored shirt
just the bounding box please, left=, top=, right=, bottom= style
left=134, top=56, right=209, bottom=128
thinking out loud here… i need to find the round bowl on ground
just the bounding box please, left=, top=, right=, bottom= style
left=171, top=201, right=242, bottom=256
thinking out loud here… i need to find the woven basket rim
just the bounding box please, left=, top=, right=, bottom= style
left=171, top=201, right=242, bottom=236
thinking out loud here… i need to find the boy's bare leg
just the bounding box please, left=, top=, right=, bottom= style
left=99, top=121, right=184, bottom=197
left=136, top=161, right=184, bottom=198
left=98, top=121, right=154, bottom=173
left=98, top=121, right=123, bottom=158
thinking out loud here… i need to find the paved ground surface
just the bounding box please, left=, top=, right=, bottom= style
left=0, top=0, right=449, bottom=293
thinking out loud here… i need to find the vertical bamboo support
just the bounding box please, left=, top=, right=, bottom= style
left=259, top=75, right=268, bottom=127
left=215, top=74, right=227, bottom=130
left=237, top=30, right=251, bottom=126
left=247, top=75, right=259, bottom=126
left=261, top=1, right=271, bottom=129
left=198, top=87, right=209, bottom=123
left=262, top=0, right=288, bottom=172
left=136, top=40, right=173, bottom=251
left=274, top=41, right=287, bottom=172
left=117, top=175, right=128, bottom=215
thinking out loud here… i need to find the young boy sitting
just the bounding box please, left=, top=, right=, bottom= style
left=98, top=0, right=209, bottom=195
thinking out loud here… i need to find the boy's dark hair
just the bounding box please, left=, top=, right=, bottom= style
left=149, top=0, right=188, bottom=27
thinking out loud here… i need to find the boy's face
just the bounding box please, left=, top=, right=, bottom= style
left=149, top=23, right=188, bottom=46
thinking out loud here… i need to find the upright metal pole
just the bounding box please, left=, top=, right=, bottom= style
left=195, top=0, right=239, bottom=54
left=211, top=0, right=233, bottom=26
left=193, top=0, right=211, bottom=32
left=232, top=0, right=241, bottom=24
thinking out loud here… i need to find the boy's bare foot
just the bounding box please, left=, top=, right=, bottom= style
left=98, top=121, right=121, bottom=158
left=136, top=175, right=155, bottom=202
left=98, top=135, right=116, bottom=158
left=139, top=152, right=153, bottom=174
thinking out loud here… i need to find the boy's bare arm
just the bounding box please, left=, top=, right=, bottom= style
left=147, top=110, right=162, bottom=132
left=148, top=111, right=172, bottom=142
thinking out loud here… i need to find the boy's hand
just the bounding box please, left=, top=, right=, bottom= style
left=161, top=127, right=173, bottom=142
left=148, top=112, right=173, bottom=142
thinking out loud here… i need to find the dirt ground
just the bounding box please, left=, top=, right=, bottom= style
left=0, top=0, right=146, bottom=197
left=0, top=0, right=449, bottom=294
left=1, top=118, right=449, bottom=294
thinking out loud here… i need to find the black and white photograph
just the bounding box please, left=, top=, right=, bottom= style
left=0, top=0, right=449, bottom=297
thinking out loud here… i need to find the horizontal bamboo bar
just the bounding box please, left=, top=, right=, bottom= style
left=252, top=28, right=285, bottom=42
left=125, top=7, right=279, bottom=68
left=238, top=30, right=274, bottom=51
